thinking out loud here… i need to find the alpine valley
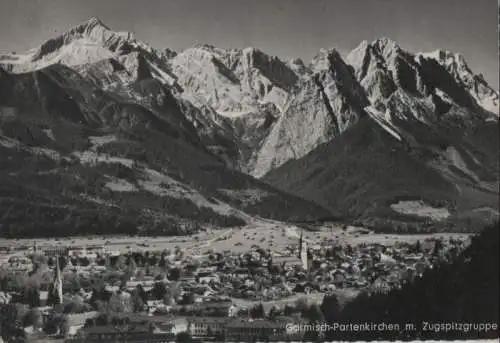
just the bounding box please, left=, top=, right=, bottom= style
left=0, top=18, right=498, bottom=237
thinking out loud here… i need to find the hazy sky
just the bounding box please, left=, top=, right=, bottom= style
left=0, top=0, right=498, bottom=88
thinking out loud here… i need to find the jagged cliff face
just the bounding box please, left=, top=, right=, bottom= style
left=0, top=18, right=498, bottom=234
left=264, top=39, right=498, bottom=229
left=342, top=38, right=499, bottom=168
left=252, top=49, right=369, bottom=177
left=168, top=45, right=301, bottom=173
left=2, top=21, right=497, bottom=178
left=169, top=44, right=371, bottom=177
left=170, top=45, right=297, bottom=113
left=347, top=39, right=498, bottom=119
left=421, top=49, right=499, bottom=114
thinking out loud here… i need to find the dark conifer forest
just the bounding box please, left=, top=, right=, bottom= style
left=321, top=222, right=499, bottom=341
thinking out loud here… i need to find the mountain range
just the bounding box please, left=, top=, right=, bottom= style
left=0, top=17, right=498, bottom=237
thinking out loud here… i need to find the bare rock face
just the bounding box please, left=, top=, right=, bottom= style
left=252, top=49, right=369, bottom=177
left=170, top=45, right=296, bottom=114
left=347, top=39, right=498, bottom=121
left=420, top=49, right=499, bottom=115
left=262, top=39, right=498, bottom=228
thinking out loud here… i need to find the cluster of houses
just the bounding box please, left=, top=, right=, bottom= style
left=0, top=231, right=468, bottom=342
left=66, top=314, right=306, bottom=342
left=1, top=255, right=33, bottom=272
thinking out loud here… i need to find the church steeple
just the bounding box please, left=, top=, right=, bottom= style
left=52, top=258, right=63, bottom=305
left=298, top=229, right=308, bottom=271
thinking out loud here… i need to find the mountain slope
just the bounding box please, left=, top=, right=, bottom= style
left=0, top=20, right=498, bottom=235
left=264, top=40, right=499, bottom=232
left=0, top=64, right=332, bottom=237
left=264, top=114, right=498, bottom=232
left=168, top=45, right=299, bottom=173
left=264, top=117, right=452, bottom=227
left=252, top=49, right=369, bottom=177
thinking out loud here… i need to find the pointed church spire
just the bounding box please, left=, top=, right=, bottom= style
left=298, top=229, right=308, bottom=271
left=298, top=229, right=303, bottom=253
left=53, top=257, right=63, bottom=305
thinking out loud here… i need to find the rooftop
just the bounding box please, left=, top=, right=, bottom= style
left=83, top=324, right=151, bottom=335
left=172, top=301, right=233, bottom=310
left=225, top=318, right=288, bottom=329
left=187, top=317, right=228, bottom=325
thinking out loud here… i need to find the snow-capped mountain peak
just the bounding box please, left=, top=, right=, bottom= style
left=75, top=16, right=110, bottom=31
left=0, top=17, right=156, bottom=72
left=31, top=16, right=150, bottom=61
left=311, top=48, right=346, bottom=72
left=0, top=17, right=180, bottom=88
left=372, top=37, right=400, bottom=51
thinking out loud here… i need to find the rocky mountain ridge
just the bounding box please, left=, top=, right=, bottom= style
left=0, top=18, right=498, bottom=235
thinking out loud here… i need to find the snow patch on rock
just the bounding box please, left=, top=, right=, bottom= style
left=105, top=177, right=137, bottom=192
left=365, top=106, right=402, bottom=141
left=42, top=129, right=56, bottom=142
left=88, top=135, right=118, bottom=150
left=73, top=150, right=134, bottom=168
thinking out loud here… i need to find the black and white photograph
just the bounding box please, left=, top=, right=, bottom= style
left=0, top=0, right=498, bottom=342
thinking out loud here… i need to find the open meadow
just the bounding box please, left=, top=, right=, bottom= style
left=0, top=218, right=472, bottom=259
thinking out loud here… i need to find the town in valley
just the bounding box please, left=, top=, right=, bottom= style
left=0, top=0, right=498, bottom=342
left=0, top=223, right=471, bottom=342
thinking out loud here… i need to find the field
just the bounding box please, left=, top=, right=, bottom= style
left=0, top=218, right=472, bottom=258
